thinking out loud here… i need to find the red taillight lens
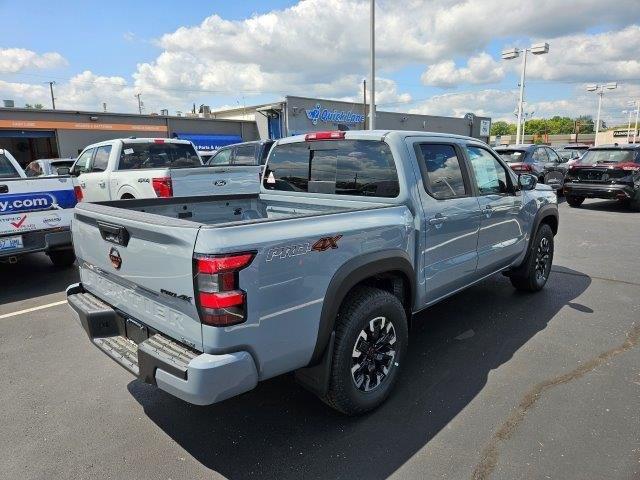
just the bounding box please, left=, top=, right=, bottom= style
left=152, top=177, right=173, bottom=197
left=619, top=163, right=640, bottom=171
left=154, top=138, right=165, bottom=144
left=305, top=131, right=346, bottom=141
left=194, top=253, right=254, bottom=327
left=74, top=185, right=84, bottom=202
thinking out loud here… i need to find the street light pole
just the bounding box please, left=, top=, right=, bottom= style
left=587, top=82, right=617, bottom=147
left=626, top=109, right=633, bottom=143
left=515, top=49, right=527, bottom=144
left=634, top=101, right=639, bottom=144
left=501, top=42, right=549, bottom=145
left=369, top=0, right=375, bottom=130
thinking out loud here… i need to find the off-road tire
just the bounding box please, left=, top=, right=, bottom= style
left=509, top=224, right=554, bottom=292
left=48, top=249, right=76, bottom=267
left=324, top=287, right=408, bottom=415
left=566, top=195, right=585, bottom=207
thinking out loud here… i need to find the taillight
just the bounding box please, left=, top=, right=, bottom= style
left=619, top=163, right=640, bottom=171
left=154, top=138, right=165, bottom=144
left=305, top=131, right=346, bottom=141
left=152, top=176, right=173, bottom=197
left=74, top=185, right=84, bottom=202
left=194, top=252, right=254, bottom=327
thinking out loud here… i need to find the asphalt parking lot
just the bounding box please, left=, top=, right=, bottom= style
left=1, top=199, right=638, bottom=480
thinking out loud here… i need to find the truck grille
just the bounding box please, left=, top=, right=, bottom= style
left=573, top=168, right=629, bottom=183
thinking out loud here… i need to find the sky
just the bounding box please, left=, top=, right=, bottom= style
left=1, top=0, right=639, bottom=124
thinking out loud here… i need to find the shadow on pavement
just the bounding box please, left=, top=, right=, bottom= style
left=129, top=265, right=591, bottom=480
left=577, top=199, right=640, bottom=213
left=0, top=253, right=79, bottom=305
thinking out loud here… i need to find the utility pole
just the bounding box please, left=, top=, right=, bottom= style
left=134, top=93, right=143, bottom=114
left=369, top=0, right=375, bottom=130
left=362, top=79, right=367, bottom=130
left=47, top=81, right=56, bottom=110
left=633, top=100, right=639, bottom=144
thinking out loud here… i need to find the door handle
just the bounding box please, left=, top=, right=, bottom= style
left=98, top=181, right=106, bottom=188
left=483, top=205, right=493, bottom=217
left=428, top=216, right=447, bottom=226
left=80, top=182, right=86, bottom=188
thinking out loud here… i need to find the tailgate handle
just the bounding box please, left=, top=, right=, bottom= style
left=0, top=185, right=7, bottom=194
left=97, top=221, right=130, bottom=247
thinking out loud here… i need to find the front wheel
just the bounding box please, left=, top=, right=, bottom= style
left=324, top=287, right=408, bottom=415
left=509, top=224, right=554, bottom=292
left=48, top=249, right=76, bottom=267
left=566, top=195, right=585, bottom=207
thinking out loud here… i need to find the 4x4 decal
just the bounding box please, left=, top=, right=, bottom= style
left=311, top=235, right=342, bottom=252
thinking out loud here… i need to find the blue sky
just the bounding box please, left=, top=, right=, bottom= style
left=1, top=0, right=638, bottom=123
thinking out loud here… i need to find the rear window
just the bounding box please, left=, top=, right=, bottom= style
left=264, top=140, right=399, bottom=197
left=580, top=149, right=639, bottom=165
left=496, top=150, right=526, bottom=163
left=0, top=154, right=20, bottom=178
left=118, top=142, right=201, bottom=170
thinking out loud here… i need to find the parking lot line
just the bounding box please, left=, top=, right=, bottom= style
left=0, top=300, right=67, bottom=320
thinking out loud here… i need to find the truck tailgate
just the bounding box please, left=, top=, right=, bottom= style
left=170, top=166, right=260, bottom=197
left=73, top=203, right=204, bottom=350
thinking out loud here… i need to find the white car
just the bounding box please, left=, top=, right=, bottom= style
left=71, top=138, right=261, bottom=202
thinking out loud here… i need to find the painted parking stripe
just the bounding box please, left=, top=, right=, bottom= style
left=0, top=300, right=67, bottom=319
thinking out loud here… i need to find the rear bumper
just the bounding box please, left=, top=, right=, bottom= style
left=0, top=228, right=72, bottom=258
left=563, top=183, right=636, bottom=199
left=66, top=283, right=258, bottom=406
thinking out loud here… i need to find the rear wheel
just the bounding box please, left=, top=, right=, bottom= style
left=48, top=249, right=76, bottom=267
left=324, top=287, right=408, bottom=415
left=566, top=195, right=585, bottom=207
left=509, top=224, right=554, bottom=292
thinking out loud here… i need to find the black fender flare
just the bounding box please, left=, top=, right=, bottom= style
left=310, top=249, right=415, bottom=365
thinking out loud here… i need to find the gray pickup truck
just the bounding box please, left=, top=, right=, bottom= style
left=67, top=130, right=558, bottom=415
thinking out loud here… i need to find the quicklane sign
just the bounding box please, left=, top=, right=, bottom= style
left=305, top=104, right=366, bottom=126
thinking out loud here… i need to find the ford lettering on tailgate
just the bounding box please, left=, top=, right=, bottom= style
left=0, top=190, right=77, bottom=214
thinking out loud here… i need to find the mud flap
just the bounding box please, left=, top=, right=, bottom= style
left=294, top=331, right=335, bottom=398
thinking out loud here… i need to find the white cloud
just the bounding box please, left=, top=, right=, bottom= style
left=421, top=53, right=505, bottom=87
left=0, top=48, right=67, bottom=73
left=123, top=31, right=136, bottom=42
left=525, top=25, right=640, bottom=83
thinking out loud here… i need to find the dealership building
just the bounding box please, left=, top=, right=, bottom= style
left=0, top=95, right=491, bottom=167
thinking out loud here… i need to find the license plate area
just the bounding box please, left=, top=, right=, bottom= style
left=125, top=318, right=149, bottom=344
left=0, top=235, right=23, bottom=252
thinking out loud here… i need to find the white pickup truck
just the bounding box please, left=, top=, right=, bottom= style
left=0, top=149, right=77, bottom=266
left=70, top=138, right=260, bottom=202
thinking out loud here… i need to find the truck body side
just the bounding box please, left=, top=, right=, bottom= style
left=67, top=130, right=558, bottom=409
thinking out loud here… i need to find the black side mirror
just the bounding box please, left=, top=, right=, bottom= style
left=56, top=167, right=70, bottom=176
left=518, top=174, right=537, bottom=191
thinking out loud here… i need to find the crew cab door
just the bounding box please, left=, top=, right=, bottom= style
left=81, top=145, right=113, bottom=202
left=410, top=140, right=482, bottom=303
left=464, top=144, right=526, bottom=276
left=73, top=148, right=95, bottom=200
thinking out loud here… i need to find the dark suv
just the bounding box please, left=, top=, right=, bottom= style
left=563, top=144, right=640, bottom=210
left=495, top=144, right=568, bottom=192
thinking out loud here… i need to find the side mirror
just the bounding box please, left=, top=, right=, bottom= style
left=56, top=167, right=70, bottom=176
left=518, top=174, right=537, bottom=191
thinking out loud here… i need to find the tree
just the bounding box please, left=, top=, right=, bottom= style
left=491, top=121, right=516, bottom=136
left=25, top=103, right=44, bottom=109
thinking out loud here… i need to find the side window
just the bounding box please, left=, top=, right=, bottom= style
left=73, top=149, right=94, bottom=174
left=264, top=140, right=399, bottom=197
left=209, top=148, right=232, bottom=166
left=260, top=142, right=273, bottom=165
left=25, top=162, right=42, bottom=177
left=232, top=144, right=257, bottom=166
left=414, top=143, right=467, bottom=199
left=466, top=146, right=510, bottom=195
left=532, top=147, right=549, bottom=163
left=91, top=145, right=112, bottom=172
left=546, top=147, right=560, bottom=163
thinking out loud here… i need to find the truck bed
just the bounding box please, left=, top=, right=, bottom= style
left=84, top=193, right=390, bottom=227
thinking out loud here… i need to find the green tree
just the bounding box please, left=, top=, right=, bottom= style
left=491, top=121, right=516, bottom=136
left=24, top=103, right=44, bottom=109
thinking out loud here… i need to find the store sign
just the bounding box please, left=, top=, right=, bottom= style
left=305, top=104, right=365, bottom=126
left=0, top=119, right=167, bottom=132
left=480, top=119, right=491, bottom=137
left=613, top=129, right=638, bottom=137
